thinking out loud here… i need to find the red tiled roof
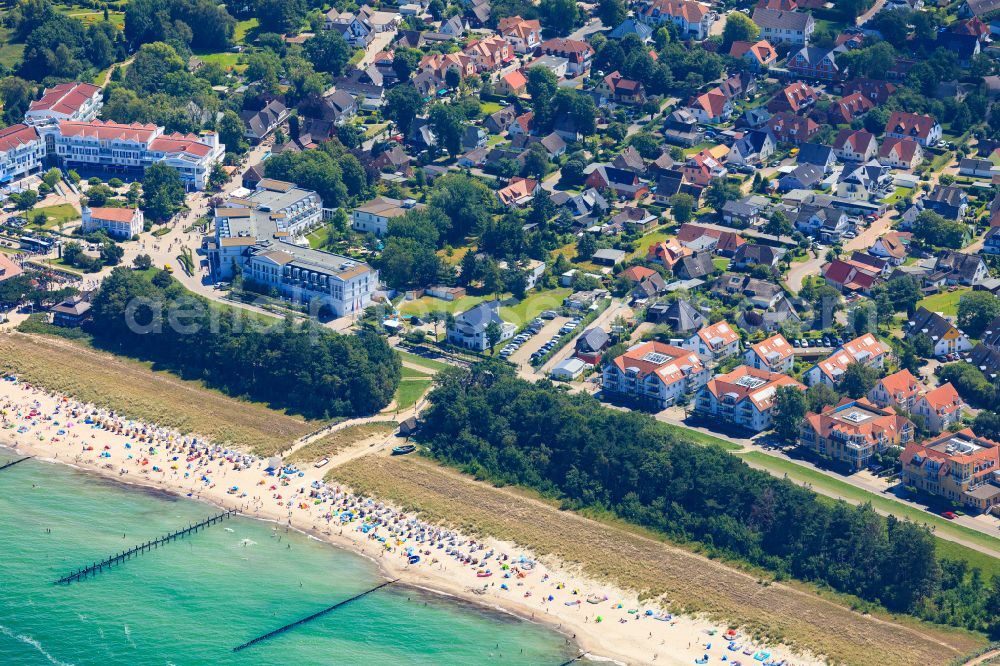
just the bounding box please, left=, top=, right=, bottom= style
left=149, top=134, right=213, bottom=157
left=29, top=82, right=100, bottom=115
left=697, top=320, right=739, bottom=349
left=885, top=111, right=937, bottom=140
left=613, top=340, right=704, bottom=386
left=705, top=365, right=804, bottom=411
left=58, top=120, right=159, bottom=143
left=0, top=123, right=40, bottom=152
left=0, top=253, right=24, bottom=282
left=920, top=383, right=964, bottom=414
left=878, top=369, right=922, bottom=400
left=750, top=334, right=794, bottom=365
left=879, top=136, right=920, bottom=162
left=618, top=265, right=657, bottom=282
left=88, top=207, right=139, bottom=223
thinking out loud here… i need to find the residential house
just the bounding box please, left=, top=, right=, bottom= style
left=612, top=146, right=647, bottom=174
left=646, top=298, right=706, bottom=332
left=925, top=185, right=968, bottom=220
left=778, top=163, right=824, bottom=191
left=599, top=71, right=646, bottom=105
left=585, top=165, right=649, bottom=199
left=683, top=320, right=741, bottom=362
left=799, top=398, right=914, bottom=470
left=823, top=258, right=881, bottom=294
left=722, top=200, right=764, bottom=227
left=484, top=106, right=518, bottom=134
left=878, top=137, right=923, bottom=170
left=664, top=108, right=705, bottom=146
left=906, top=306, right=973, bottom=357
left=446, top=301, right=516, bottom=351
left=730, top=40, right=778, bottom=71
left=575, top=327, right=610, bottom=364
left=611, top=206, right=657, bottom=233
left=797, top=142, right=837, bottom=173
left=528, top=55, right=568, bottom=79
left=498, top=16, right=541, bottom=53
left=867, top=369, right=924, bottom=412
left=465, top=35, right=511, bottom=72
left=743, top=333, right=795, bottom=374
left=843, top=78, right=897, bottom=104
left=352, top=196, right=423, bottom=236
left=869, top=231, right=909, bottom=265
left=959, top=157, right=996, bottom=178
left=768, top=81, right=819, bottom=114
left=601, top=341, right=710, bottom=408
left=836, top=159, right=892, bottom=201
left=794, top=204, right=848, bottom=241
left=464, top=0, right=491, bottom=27
left=767, top=112, right=820, bottom=144
left=497, top=177, right=538, bottom=207
left=240, top=100, right=288, bottom=143
left=787, top=46, right=843, bottom=81
left=608, top=19, right=655, bottom=42
left=914, top=384, right=966, bottom=433
left=984, top=226, right=1000, bottom=254
left=496, top=69, right=528, bottom=96
left=639, top=0, right=716, bottom=40
left=804, top=333, right=892, bottom=387
left=752, top=8, right=815, bottom=45
left=682, top=151, right=728, bottom=186
left=632, top=272, right=669, bottom=300
left=647, top=238, right=692, bottom=269
left=333, top=67, right=386, bottom=103
left=935, top=251, right=987, bottom=286
left=537, top=38, right=595, bottom=76
left=727, top=129, right=776, bottom=166
left=592, top=248, right=627, bottom=266
left=0, top=253, right=24, bottom=285
left=732, top=243, right=785, bottom=269
left=830, top=93, right=874, bottom=124
left=50, top=297, right=92, bottom=327
left=687, top=87, right=733, bottom=123
left=677, top=224, right=746, bottom=255
left=674, top=251, right=716, bottom=281
left=884, top=111, right=942, bottom=147
left=710, top=273, right=784, bottom=308
left=833, top=129, right=878, bottom=162
left=694, top=366, right=805, bottom=432
left=901, top=428, right=1000, bottom=512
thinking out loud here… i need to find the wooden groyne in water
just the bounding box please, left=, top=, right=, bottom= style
left=233, top=579, right=400, bottom=652
left=55, top=509, right=238, bottom=584
left=0, top=456, right=32, bottom=471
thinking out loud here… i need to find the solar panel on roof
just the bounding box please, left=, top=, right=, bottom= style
left=734, top=375, right=766, bottom=389
left=642, top=351, right=670, bottom=364
left=842, top=411, right=870, bottom=423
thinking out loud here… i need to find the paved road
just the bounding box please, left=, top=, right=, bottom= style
left=785, top=249, right=823, bottom=294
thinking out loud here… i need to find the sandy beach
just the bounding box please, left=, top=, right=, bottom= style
left=0, top=375, right=822, bottom=666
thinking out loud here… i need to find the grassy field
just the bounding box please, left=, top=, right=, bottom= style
left=0, top=333, right=317, bottom=455
left=306, top=224, right=336, bottom=249
left=738, top=452, right=1000, bottom=568
left=499, top=288, right=571, bottom=324
left=31, top=204, right=79, bottom=229
left=397, top=350, right=451, bottom=373
left=392, top=379, right=432, bottom=411
left=400, top=365, right=432, bottom=379
left=330, top=453, right=984, bottom=666
left=630, top=230, right=671, bottom=260
left=196, top=51, right=245, bottom=72
left=234, top=18, right=258, bottom=43
left=712, top=257, right=729, bottom=271
left=399, top=294, right=488, bottom=316
left=662, top=423, right=743, bottom=451
left=480, top=101, right=503, bottom=115
left=286, top=422, right=398, bottom=465
left=917, top=287, right=970, bottom=317
left=0, top=19, right=24, bottom=70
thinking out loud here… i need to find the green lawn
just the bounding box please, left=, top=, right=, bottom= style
left=0, top=19, right=24, bottom=70
left=682, top=141, right=715, bottom=156
left=401, top=365, right=432, bottom=379
left=31, top=204, right=79, bottom=229
left=397, top=350, right=451, bottom=372
left=663, top=423, right=743, bottom=451
left=0, top=246, right=23, bottom=256
left=480, top=101, right=503, bottom=115
left=486, top=133, right=506, bottom=147
left=197, top=51, right=245, bottom=71
left=234, top=18, right=258, bottom=43
left=399, top=294, right=489, bottom=317
left=364, top=122, right=389, bottom=138
left=712, top=257, right=729, bottom=271
left=499, top=288, right=571, bottom=324
left=393, top=379, right=432, bottom=410
left=917, top=287, right=970, bottom=317
left=739, top=451, right=1000, bottom=569
left=881, top=186, right=913, bottom=206
left=630, top=230, right=671, bottom=260
left=306, top=225, right=336, bottom=249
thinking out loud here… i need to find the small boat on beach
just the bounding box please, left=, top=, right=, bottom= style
left=314, top=458, right=329, bottom=468
left=391, top=444, right=416, bottom=456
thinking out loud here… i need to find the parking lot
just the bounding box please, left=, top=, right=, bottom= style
left=506, top=316, right=569, bottom=366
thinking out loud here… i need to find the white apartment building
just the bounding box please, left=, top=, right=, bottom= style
left=694, top=365, right=805, bottom=432
left=47, top=120, right=223, bottom=190
left=743, top=333, right=795, bottom=374
left=210, top=180, right=376, bottom=318
left=602, top=341, right=709, bottom=409
left=24, top=82, right=103, bottom=126
left=682, top=320, right=740, bottom=363
left=351, top=196, right=423, bottom=236
left=0, top=124, right=45, bottom=185
left=81, top=206, right=144, bottom=239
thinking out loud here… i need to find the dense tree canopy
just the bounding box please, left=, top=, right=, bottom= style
left=88, top=268, right=399, bottom=418
left=417, top=365, right=997, bottom=627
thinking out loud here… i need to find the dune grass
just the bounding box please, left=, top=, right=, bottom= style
left=286, top=422, right=398, bottom=464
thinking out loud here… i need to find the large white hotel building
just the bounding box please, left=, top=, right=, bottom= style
left=0, top=82, right=223, bottom=190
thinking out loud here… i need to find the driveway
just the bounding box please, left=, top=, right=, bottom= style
left=508, top=317, right=569, bottom=367
left=784, top=249, right=824, bottom=293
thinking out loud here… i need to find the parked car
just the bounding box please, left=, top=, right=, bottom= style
left=942, top=511, right=957, bottom=520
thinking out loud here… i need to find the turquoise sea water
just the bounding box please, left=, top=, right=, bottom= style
left=0, top=449, right=575, bottom=666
